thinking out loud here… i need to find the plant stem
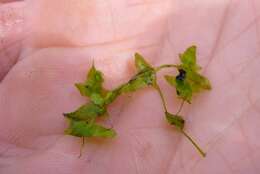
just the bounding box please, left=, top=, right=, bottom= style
left=154, top=66, right=206, bottom=158
left=154, top=84, right=167, bottom=112
left=155, top=64, right=179, bottom=72
left=176, top=100, right=185, bottom=115
left=181, top=130, right=206, bottom=157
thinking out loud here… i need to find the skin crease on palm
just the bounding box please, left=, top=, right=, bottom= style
left=0, top=0, right=260, bottom=173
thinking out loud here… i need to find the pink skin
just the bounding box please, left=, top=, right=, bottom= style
left=0, top=0, right=260, bottom=173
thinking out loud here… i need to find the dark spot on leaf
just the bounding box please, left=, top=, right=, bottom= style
left=176, top=69, right=186, bottom=81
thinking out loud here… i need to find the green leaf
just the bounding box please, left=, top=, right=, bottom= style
left=102, top=53, right=156, bottom=103
left=165, top=45, right=212, bottom=103
left=165, top=112, right=185, bottom=130
left=135, top=53, right=153, bottom=72
left=75, top=83, right=89, bottom=96
left=103, top=53, right=156, bottom=103
left=63, top=102, right=106, bottom=121
left=76, top=65, right=104, bottom=96
left=186, top=71, right=212, bottom=92
left=65, top=119, right=116, bottom=138
left=165, top=112, right=206, bottom=157
left=165, top=75, right=193, bottom=103
left=104, top=88, right=121, bottom=105
left=179, top=45, right=201, bottom=72
left=120, top=70, right=156, bottom=93
left=90, top=93, right=105, bottom=106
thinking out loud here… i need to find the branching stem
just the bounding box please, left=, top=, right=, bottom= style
left=154, top=84, right=168, bottom=112
left=155, top=64, right=179, bottom=72
left=176, top=99, right=185, bottom=115
left=154, top=73, right=206, bottom=158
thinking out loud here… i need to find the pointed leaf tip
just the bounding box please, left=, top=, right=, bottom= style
left=134, top=52, right=153, bottom=72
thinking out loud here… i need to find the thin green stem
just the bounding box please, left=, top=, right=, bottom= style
left=155, top=66, right=205, bottom=158
left=155, top=64, right=179, bottom=72
left=154, top=84, right=167, bottom=112
left=181, top=130, right=206, bottom=157
left=176, top=99, right=185, bottom=115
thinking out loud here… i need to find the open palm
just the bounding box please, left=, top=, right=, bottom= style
left=0, top=0, right=260, bottom=173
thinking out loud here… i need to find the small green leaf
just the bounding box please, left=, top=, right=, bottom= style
left=179, top=45, right=201, bottom=72
left=63, top=102, right=106, bottom=121
left=165, top=46, right=212, bottom=103
left=180, top=46, right=196, bottom=66
left=165, top=75, right=192, bottom=103
left=75, top=65, right=107, bottom=106
left=76, top=65, right=104, bottom=96
left=65, top=119, right=116, bottom=138
left=186, top=71, right=212, bottom=92
left=135, top=53, right=153, bottom=72
left=104, top=88, right=121, bottom=105
left=165, top=112, right=206, bottom=157
left=120, top=70, right=156, bottom=93
left=119, top=53, right=156, bottom=93
left=90, top=93, right=105, bottom=106
left=165, top=112, right=185, bottom=130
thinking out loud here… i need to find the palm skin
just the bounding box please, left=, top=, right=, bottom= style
left=0, top=0, right=260, bottom=173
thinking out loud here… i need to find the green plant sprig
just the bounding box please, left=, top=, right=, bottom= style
left=155, top=46, right=211, bottom=157
left=63, top=45, right=211, bottom=157
left=134, top=46, right=209, bottom=157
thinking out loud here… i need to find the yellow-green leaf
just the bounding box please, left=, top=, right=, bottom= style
left=186, top=71, right=212, bottom=92
left=65, top=119, right=116, bottom=138
left=90, top=93, right=105, bottom=106
left=120, top=70, right=156, bottom=93
left=179, top=45, right=201, bottom=72
left=165, top=112, right=185, bottom=130
left=135, top=53, right=153, bottom=72
left=104, top=88, right=121, bottom=105
left=63, top=102, right=106, bottom=121
left=165, top=75, right=193, bottom=103
left=77, top=65, right=104, bottom=95
left=165, top=45, right=211, bottom=103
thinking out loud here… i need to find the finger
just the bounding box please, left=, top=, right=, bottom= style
left=24, top=0, right=172, bottom=58
left=24, top=0, right=98, bottom=48
left=23, top=0, right=174, bottom=87
left=0, top=1, right=25, bottom=81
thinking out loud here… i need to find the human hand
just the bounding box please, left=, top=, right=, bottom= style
left=0, top=0, right=260, bottom=173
